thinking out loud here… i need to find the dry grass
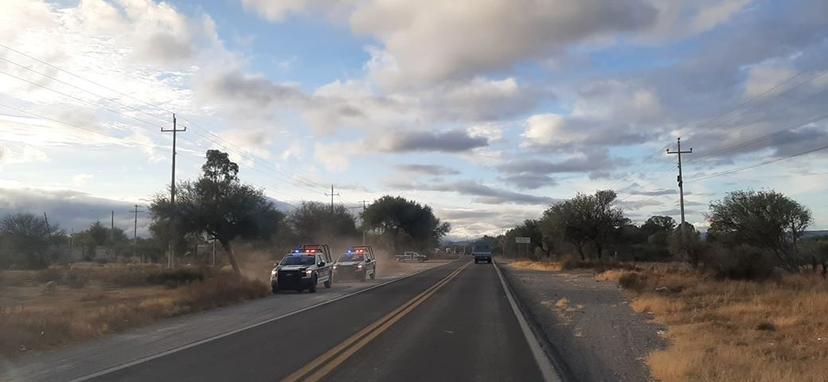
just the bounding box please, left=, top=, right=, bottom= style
left=609, top=269, right=828, bottom=382
left=510, top=260, right=564, bottom=272
left=0, top=267, right=268, bottom=357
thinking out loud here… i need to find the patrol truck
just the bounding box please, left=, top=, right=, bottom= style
left=270, top=244, right=334, bottom=294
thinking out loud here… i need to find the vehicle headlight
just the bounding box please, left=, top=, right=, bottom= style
left=333, top=265, right=338, bottom=270
left=271, top=269, right=278, bottom=277
left=304, top=269, right=313, bottom=277
left=357, top=264, right=364, bottom=269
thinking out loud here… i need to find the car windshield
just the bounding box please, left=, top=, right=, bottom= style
left=280, top=255, right=316, bottom=266
left=338, top=254, right=364, bottom=262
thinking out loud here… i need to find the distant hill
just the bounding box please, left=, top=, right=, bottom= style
left=803, top=230, right=828, bottom=240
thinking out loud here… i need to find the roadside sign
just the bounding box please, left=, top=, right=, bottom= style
left=515, top=236, right=530, bottom=244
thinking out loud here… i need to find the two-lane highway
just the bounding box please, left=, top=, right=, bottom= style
left=83, top=260, right=557, bottom=382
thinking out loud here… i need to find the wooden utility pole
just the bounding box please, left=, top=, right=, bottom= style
left=162, top=113, right=186, bottom=268
left=667, top=137, right=693, bottom=249
left=359, top=200, right=369, bottom=245
left=325, top=185, right=340, bottom=214
left=129, top=205, right=144, bottom=262
left=110, top=210, right=114, bottom=259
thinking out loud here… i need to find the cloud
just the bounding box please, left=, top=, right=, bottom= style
left=395, top=164, right=460, bottom=176
left=72, top=173, right=94, bottom=187
left=389, top=179, right=554, bottom=205
left=375, top=129, right=488, bottom=153
left=351, top=0, right=658, bottom=86
left=497, top=150, right=616, bottom=189
left=199, top=70, right=307, bottom=110
left=0, top=187, right=147, bottom=236
left=499, top=174, right=558, bottom=190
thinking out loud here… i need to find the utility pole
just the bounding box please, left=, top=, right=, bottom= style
left=110, top=210, right=115, bottom=259
left=162, top=113, right=186, bottom=268
left=359, top=200, right=369, bottom=245
left=325, top=185, right=340, bottom=214
left=211, top=238, right=217, bottom=267
left=129, top=205, right=144, bottom=262
left=667, top=137, right=693, bottom=251
left=43, top=212, right=50, bottom=237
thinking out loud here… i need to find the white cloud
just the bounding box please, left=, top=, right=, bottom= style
left=743, top=64, right=796, bottom=98
left=522, top=114, right=576, bottom=147
left=351, top=0, right=657, bottom=87
left=72, top=173, right=94, bottom=186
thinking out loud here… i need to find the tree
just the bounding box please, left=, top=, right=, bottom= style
left=0, top=213, right=63, bottom=269
left=150, top=150, right=283, bottom=274
left=362, top=196, right=450, bottom=252
left=707, top=190, right=811, bottom=272
left=541, top=190, right=626, bottom=260
left=286, top=202, right=358, bottom=244
left=74, top=221, right=129, bottom=259
left=504, top=219, right=544, bottom=258
left=669, top=222, right=704, bottom=267
left=641, top=216, right=676, bottom=236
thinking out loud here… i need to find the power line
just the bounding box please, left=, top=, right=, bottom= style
left=0, top=46, right=324, bottom=195
left=687, top=141, right=828, bottom=182
left=0, top=65, right=322, bottom=197
left=692, top=110, right=828, bottom=161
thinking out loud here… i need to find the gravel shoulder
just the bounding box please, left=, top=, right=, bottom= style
left=501, top=262, right=665, bottom=382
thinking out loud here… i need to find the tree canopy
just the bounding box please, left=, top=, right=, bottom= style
left=707, top=190, right=811, bottom=271
left=541, top=190, right=626, bottom=259
left=286, top=202, right=359, bottom=244
left=362, top=195, right=450, bottom=251
left=0, top=213, right=63, bottom=269
left=150, top=149, right=283, bottom=274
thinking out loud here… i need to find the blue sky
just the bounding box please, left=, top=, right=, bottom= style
left=1, top=0, right=827, bottom=238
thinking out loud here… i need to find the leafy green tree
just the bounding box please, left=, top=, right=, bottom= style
left=669, top=222, right=704, bottom=266
left=286, top=202, right=358, bottom=244
left=542, top=190, right=626, bottom=260
left=362, top=196, right=450, bottom=252
left=641, top=216, right=676, bottom=236
left=150, top=149, right=283, bottom=274
left=0, top=213, right=64, bottom=269
left=504, top=219, right=544, bottom=258
left=707, top=190, right=811, bottom=272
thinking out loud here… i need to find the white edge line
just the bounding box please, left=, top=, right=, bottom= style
left=493, top=260, right=562, bottom=382
left=70, top=262, right=453, bottom=382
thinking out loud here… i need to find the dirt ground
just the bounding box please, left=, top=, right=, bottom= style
left=502, top=261, right=665, bottom=382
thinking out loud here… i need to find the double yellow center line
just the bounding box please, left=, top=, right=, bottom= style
left=282, top=261, right=471, bottom=382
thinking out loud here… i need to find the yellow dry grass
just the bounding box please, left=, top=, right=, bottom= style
left=0, top=267, right=268, bottom=357
left=616, top=270, right=828, bottom=382
left=509, top=260, right=563, bottom=272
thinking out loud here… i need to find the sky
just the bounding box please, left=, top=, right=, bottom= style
left=0, top=0, right=827, bottom=239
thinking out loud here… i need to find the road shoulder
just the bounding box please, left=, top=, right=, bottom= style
left=500, top=263, right=665, bottom=382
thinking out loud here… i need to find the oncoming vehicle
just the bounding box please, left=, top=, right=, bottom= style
left=270, top=244, right=333, bottom=294
left=333, top=246, right=376, bottom=281
left=393, top=251, right=426, bottom=262
left=472, top=242, right=493, bottom=264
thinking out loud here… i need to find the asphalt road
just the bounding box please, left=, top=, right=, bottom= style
left=84, top=260, right=554, bottom=382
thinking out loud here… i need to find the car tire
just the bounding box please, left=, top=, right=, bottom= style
left=309, top=276, right=317, bottom=293
left=488, top=259, right=492, bottom=264
left=324, top=278, right=332, bottom=288
left=370, top=270, right=376, bottom=280
left=271, top=285, right=279, bottom=294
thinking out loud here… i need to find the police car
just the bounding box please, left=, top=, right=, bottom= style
left=333, top=246, right=376, bottom=282
left=270, top=244, right=334, bottom=294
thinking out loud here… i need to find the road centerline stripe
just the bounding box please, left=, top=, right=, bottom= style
left=68, top=261, right=455, bottom=382
left=282, top=261, right=471, bottom=382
